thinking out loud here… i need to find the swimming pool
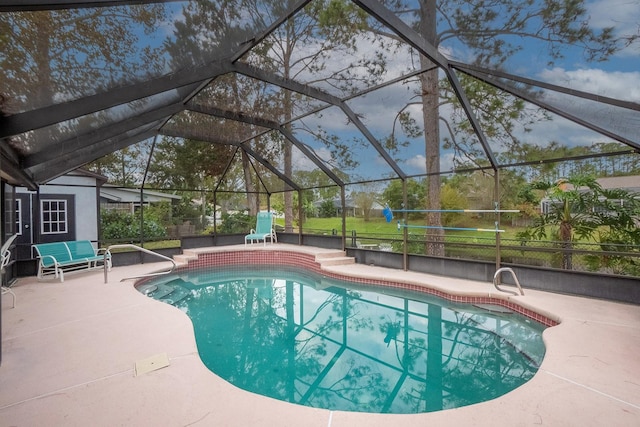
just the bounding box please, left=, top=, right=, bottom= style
left=137, top=263, right=547, bottom=414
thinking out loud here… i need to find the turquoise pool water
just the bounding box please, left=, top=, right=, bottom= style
left=138, top=265, right=547, bottom=414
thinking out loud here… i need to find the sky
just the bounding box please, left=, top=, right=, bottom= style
left=283, top=0, right=640, bottom=180
left=538, top=1, right=639, bottom=94
left=140, top=0, right=640, bottom=182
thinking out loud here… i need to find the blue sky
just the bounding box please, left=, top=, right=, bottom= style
left=145, top=0, right=639, bottom=181
left=526, top=0, right=639, bottom=94
left=285, top=0, right=640, bottom=180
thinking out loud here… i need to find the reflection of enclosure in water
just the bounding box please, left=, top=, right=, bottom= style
left=144, top=267, right=546, bottom=414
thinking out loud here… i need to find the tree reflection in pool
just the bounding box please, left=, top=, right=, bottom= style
left=138, top=265, right=547, bottom=414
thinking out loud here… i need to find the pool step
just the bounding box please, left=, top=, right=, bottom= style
left=146, top=280, right=192, bottom=306
left=172, top=247, right=356, bottom=269
left=137, top=283, right=158, bottom=296
left=317, top=256, right=355, bottom=267
left=315, top=251, right=355, bottom=267
left=174, top=252, right=197, bottom=266
left=314, top=250, right=348, bottom=260
left=150, top=283, right=175, bottom=299
left=160, top=286, right=190, bottom=305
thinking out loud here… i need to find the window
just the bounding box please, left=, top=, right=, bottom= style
left=41, top=200, right=67, bottom=234
left=15, top=198, right=22, bottom=235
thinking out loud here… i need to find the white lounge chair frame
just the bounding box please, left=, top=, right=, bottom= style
left=1, top=234, right=18, bottom=308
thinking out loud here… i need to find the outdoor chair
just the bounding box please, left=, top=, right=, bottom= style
left=32, top=240, right=111, bottom=282
left=1, top=234, right=18, bottom=308
left=245, top=212, right=277, bottom=246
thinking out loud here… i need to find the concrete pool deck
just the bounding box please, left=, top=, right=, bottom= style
left=1, top=244, right=639, bottom=426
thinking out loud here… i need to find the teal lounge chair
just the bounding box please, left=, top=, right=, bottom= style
left=245, top=212, right=277, bottom=246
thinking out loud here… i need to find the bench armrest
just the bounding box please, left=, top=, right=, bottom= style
left=96, top=247, right=111, bottom=257
left=39, top=254, right=60, bottom=265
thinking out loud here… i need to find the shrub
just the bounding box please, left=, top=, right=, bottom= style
left=318, top=200, right=336, bottom=218
left=217, top=212, right=254, bottom=234
left=101, top=210, right=167, bottom=240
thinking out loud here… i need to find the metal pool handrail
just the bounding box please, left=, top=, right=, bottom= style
left=104, top=244, right=177, bottom=283
left=493, top=267, right=525, bottom=296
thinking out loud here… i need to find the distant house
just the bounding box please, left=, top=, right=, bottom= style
left=101, top=186, right=187, bottom=237
left=100, top=185, right=181, bottom=214
left=594, top=176, right=640, bottom=193
left=313, top=197, right=355, bottom=217
left=313, top=197, right=384, bottom=217
left=540, top=175, right=640, bottom=214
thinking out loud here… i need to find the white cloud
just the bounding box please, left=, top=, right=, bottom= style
left=587, top=0, right=640, bottom=57
left=345, top=78, right=426, bottom=134
left=292, top=145, right=333, bottom=171
left=287, top=32, right=417, bottom=95
left=402, top=152, right=456, bottom=175
left=405, top=154, right=426, bottom=173
left=588, top=0, right=640, bottom=34
left=519, top=114, right=613, bottom=147
left=538, top=67, right=640, bottom=100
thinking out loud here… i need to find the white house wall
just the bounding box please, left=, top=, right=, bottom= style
left=16, top=175, right=99, bottom=242
left=100, top=187, right=181, bottom=203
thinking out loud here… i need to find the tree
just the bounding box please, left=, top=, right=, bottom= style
left=517, top=175, right=639, bottom=271
left=87, top=141, right=155, bottom=186
left=217, top=211, right=255, bottom=234
left=351, top=183, right=381, bottom=221
left=495, top=140, right=640, bottom=188
left=382, top=178, right=426, bottom=220
left=242, top=0, right=383, bottom=231
left=520, top=176, right=602, bottom=270
left=1, top=7, right=166, bottom=115
left=439, top=182, right=469, bottom=226
left=210, top=0, right=396, bottom=231
left=380, top=0, right=624, bottom=256
left=161, top=1, right=280, bottom=216
left=585, top=187, right=640, bottom=275
left=292, top=169, right=342, bottom=203
left=159, top=0, right=376, bottom=221
left=2, top=6, right=167, bottom=194
left=147, top=136, right=233, bottom=190
left=149, top=136, right=235, bottom=227
left=318, top=200, right=337, bottom=218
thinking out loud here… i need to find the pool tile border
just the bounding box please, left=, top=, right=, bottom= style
left=184, top=250, right=559, bottom=327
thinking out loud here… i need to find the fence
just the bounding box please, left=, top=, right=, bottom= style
left=301, top=227, right=639, bottom=278
left=98, top=220, right=640, bottom=278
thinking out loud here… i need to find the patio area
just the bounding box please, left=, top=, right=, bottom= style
left=1, top=244, right=639, bottom=426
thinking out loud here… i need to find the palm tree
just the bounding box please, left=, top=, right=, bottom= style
left=521, top=176, right=604, bottom=270
left=587, top=187, right=640, bottom=275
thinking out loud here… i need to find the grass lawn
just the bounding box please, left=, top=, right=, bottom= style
left=296, top=216, right=524, bottom=240
left=105, top=239, right=181, bottom=252
left=297, top=217, right=394, bottom=234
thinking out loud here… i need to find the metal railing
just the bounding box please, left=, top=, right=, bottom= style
left=493, top=267, right=524, bottom=296
left=104, top=244, right=177, bottom=283
left=342, top=231, right=639, bottom=277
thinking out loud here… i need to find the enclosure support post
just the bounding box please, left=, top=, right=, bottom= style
left=341, top=186, right=347, bottom=251
left=138, top=135, right=157, bottom=259
left=139, top=186, right=144, bottom=263
left=297, top=190, right=303, bottom=245
left=402, top=179, right=408, bottom=271
left=200, top=189, right=206, bottom=232
left=494, top=169, right=501, bottom=278
left=213, top=191, right=218, bottom=236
